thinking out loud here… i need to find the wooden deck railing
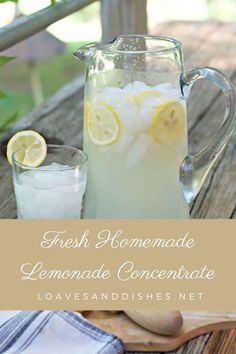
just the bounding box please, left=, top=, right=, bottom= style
left=0, top=0, right=147, bottom=52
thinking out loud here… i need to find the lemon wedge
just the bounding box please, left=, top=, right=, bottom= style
left=7, top=130, right=47, bottom=166
left=126, top=90, right=161, bottom=105
left=87, top=102, right=122, bottom=146
left=151, top=100, right=185, bottom=145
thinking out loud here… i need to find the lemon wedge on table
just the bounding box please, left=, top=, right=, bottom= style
left=151, top=100, right=185, bottom=145
left=126, top=90, right=161, bottom=105
left=7, top=130, right=47, bottom=167
left=87, top=102, right=122, bottom=146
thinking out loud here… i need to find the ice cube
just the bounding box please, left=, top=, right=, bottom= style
left=154, top=82, right=173, bottom=93
left=127, top=133, right=152, bottom=168
left=18, top=164, right=80, bottom=189
left=95, top=87, right=125, bottom=108
left=41, top=162, right=70, bottom=170
left=154, top=83, right=180, bottom=100
left=116, top=130, right=135, bottom=153
left=139, top=106, right=155, bottom=129
left=119, top=105, right=145, bottom=132
left=166, top=88, right=180, bottom=100
left=14, top=164, right=86, bottom=219
left=123, top=81, right=150, bottom=93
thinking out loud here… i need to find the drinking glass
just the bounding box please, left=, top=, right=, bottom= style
left=12, top=145, right=88, bottom=219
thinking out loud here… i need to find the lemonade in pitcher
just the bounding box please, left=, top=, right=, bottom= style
left=83, top=80, right=188, bottom=218
left=75, top=35, right=235, bottom=218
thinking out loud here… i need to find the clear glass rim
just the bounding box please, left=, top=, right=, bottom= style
left=12, top=144, right=88, bottom=171
left=105, top=34, right=182, bottom=55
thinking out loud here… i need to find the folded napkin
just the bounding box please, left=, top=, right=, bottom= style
left=0, top=311, right=125, bottom=354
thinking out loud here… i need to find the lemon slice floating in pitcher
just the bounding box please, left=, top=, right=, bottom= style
left=126, top=90, right=161, bottom=105
left=7, top=130, right=47, bottom=166
left=151, top=100, right=185, bottom=145
left=135, top=90, right=161, bottom=105
left=88, top=102, right=122, bottom=146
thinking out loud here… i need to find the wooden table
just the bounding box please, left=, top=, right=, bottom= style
left=0, top=21, right=235, bottom=353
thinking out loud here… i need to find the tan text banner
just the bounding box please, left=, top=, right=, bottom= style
left=0, top=219, right=235, bottom=310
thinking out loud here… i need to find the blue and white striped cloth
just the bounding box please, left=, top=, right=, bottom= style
left=0, top=311, right=125, bottom=354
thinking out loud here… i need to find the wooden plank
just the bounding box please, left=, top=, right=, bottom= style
left=186, top=22, right=236, bottom=131
left=128, top=333, right=211, bottom=354
left=152, top=21, right=218, bottom=65
left=101, top=0, right=147, bottom=41
left=83, top=311, right=236, bottom=352
left=190, top=72, right=236, bottom=219
left=160, top=22, right=236, bottom=219
left=0, top=77, right=84, bottom=147
left=204, top=329, right=236, bottom=354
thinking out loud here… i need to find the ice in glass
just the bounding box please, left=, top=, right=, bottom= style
left=12, top=145, right=87, bottom=219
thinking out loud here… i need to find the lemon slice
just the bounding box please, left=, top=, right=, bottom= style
left=126, top=90, right=161, bottom=105
left=135, top=90, right=161, bottom=105
left=7, top=130, right=47, bottom=166
left=87, top=102, right=122, bottom=146
left=151, top=100, right=185, bottom=144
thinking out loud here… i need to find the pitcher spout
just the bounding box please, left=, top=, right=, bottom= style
left=73, top=43, right=97, bottom=64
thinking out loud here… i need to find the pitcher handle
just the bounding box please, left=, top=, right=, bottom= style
left=179, top=67, right=235, bottom=203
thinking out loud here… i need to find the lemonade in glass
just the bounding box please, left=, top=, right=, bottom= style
left=9, top=139, right=88, bottom=219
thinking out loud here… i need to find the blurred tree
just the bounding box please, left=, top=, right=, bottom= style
left=0, top=0, right=18, bottom=2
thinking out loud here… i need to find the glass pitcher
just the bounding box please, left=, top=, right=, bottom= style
left=74, top=35, right=235, bottom=218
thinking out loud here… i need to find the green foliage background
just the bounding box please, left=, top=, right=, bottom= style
left=0, top=0, right=65, bottom=132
